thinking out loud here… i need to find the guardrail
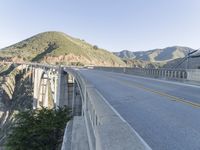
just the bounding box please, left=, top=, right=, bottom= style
left=63, top=68, right=151, bottom=150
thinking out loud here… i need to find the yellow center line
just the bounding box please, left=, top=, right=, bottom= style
left=130, top=82, right=200, bottom=108
left=106, top=74, right=200, bottom=108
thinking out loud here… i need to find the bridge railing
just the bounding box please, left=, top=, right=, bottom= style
left=187, top=69, right=200, bottom=82
left=93, top=67, right=198, bottom=81
left=64, top=68, right=151, bottom=150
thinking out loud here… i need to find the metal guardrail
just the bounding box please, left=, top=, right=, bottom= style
left=63, top=68, right=151, bottom=150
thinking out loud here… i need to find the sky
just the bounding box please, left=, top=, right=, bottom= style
left=0, top=0, right=200, bottom=52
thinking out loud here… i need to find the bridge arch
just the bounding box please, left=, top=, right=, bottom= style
left=33, top=68, right=55, bottom=109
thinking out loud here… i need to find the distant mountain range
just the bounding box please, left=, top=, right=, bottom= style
left=114, top=46, right=195, bottom=63
left=0, top=31, right=125, bottom=66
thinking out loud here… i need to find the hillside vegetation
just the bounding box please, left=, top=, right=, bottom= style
left=0, top=32, right=125, bottom=66
left=114, top=46, right=194, bottom=63
left=123, top=59, right=161, bottom=68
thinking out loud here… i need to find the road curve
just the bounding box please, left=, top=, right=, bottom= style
left=78, top=69, right=200, bottom=150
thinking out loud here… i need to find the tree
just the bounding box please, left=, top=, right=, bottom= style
left=93, top=45, right=98, bottom=50
left=6, top=106, right=71, bottom=150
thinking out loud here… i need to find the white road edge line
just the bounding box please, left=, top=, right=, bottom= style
left=95, top=90, right=152, bottom=150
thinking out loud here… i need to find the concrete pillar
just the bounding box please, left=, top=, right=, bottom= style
left=42, top=74, right=49, bottom=108
left=165, top=70, right=167, bottom=78
left=38, top=78, right=44, bottom=108
left=60, top=71, right=68, bottom=107
left=67, top=75, right=74, bottom=110
left=153, top=69, right=155, bottom=77
left=33, top=68, right=44, bottom=109
left=55, top=71, right=60, bottom=107
left=28, top=66, right=32, bottom=83
left=155, top=70, right=158, bottom=77
left=43, top=82, right=49, bottom=107
left=54, top=74, right=58, bottom=105
left=55, top=67, right=68, bottom=107
left=173, top=71, right=175, bottom=78
left=169, top=71, right=171, bottom=78
left=73, top=81, right=82, bottom=116
left=174, top=71, right=177, bottom=78
left=49, top=74, right=56, bottom=104
left=184, top=71, right=187, bottom=79
left=178, top=71, right=181, bottom=78
left=33, top=69, right=39, bottom=109
left=161, top=70, right=164, bottom=77
left=151, top=69, right=153, bottom=76
left=171, top=71, right=173, bottom=78
left=32, top=67, right=35, bottom=85
left=167, top=70, right=170, bottom=78
left=171, top=71, right=174, bottom=78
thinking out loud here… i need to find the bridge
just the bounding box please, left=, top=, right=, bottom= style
left=4, top=62, right=200, bottom=150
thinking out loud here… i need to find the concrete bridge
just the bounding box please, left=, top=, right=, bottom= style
left=7, top=62, right=200, bottom=150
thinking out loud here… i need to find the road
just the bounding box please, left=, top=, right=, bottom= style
left=78, top=69, right=200, bottom=150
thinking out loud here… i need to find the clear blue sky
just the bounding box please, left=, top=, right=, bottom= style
left=0, top=0, right=200, bottom=52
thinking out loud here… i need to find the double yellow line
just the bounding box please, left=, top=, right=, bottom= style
left=107, top=74, right=200, bottom=108
left=131, top=82, right=200, bottom=108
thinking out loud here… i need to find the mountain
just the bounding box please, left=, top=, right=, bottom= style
left=123, top=59, right=161, bottom=68
left=114, top=46, right=195, bottom=63
left=163, top=50, right=200, bottom=69
left=114, top=50, right=136, bottom=59
left=0, top=31, right=125, bottom=66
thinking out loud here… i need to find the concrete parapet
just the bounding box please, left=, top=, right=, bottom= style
left=187, top=69, right=200, bottom=82
left=94, top=67, right=191, bottom=82
left=71, top=117, right=89, bottom=150
left=61, top=120, right=73, bottom=150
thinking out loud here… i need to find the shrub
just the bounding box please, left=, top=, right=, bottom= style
left=6, top=106, right=71, bottom=150
left=70, top=62, right=84, bottom=66
left=93, top=45, right=98, bottom=50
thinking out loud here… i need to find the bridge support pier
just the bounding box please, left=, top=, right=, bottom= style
left=55, top=67, right=68, bottom=107
left=72, top=81, right=82, bottom=116
left=33, top=68, right=41, bottom=109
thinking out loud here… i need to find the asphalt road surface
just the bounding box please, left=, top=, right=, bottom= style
left=78, top=69, right=200, bottom=150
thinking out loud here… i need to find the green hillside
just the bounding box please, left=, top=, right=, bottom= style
left=0, top=31, right=125, bottom=66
